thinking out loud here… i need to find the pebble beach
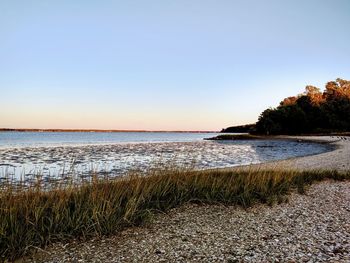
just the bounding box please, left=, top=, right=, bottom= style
left=30, top=181, right=350, bottom=263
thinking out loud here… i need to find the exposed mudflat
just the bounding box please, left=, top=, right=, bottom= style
left=0, top=139, right=331, bottom=184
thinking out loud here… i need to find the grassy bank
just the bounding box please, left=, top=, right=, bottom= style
left=1, top=168, right=350, bottom=260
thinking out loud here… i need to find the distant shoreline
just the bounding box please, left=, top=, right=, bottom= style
left=0, top=128, right=218, bottom=133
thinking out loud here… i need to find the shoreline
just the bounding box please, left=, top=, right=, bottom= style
left=26, top=135, right=350, bottom=262
left=233, top=135, right=350, bottom=171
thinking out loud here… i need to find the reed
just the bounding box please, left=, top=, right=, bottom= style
left=0, top=167, right=349, bottom=260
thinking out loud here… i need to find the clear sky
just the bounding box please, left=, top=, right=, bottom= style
left=1, top=0, right=349, bottom=131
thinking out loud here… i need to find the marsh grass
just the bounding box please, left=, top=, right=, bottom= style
left=0, top=167, right=349, bottom=260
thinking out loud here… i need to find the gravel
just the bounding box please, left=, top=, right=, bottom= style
left=29, top=180, right=350, bottom=262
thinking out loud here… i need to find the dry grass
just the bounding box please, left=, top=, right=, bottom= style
left=0, top=168, right=349, bottom=260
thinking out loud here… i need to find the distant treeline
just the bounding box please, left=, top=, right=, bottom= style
left=255, top=78, right=350, bottom=135
left=222, top=78, right=350, bottom=135
left=0, top=128, right=148, bottom=133
left=221, top=124, right=255, bottom=133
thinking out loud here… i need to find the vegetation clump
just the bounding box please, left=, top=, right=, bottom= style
left=205, top=134, right=263, bottom=140
left=221, top=124, right=256, bottom=133
left=0, top=168, right=349, bottom=260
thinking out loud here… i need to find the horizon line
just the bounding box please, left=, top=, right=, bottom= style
left=0, top=128, right=219, bottom=133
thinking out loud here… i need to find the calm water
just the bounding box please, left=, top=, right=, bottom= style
left=0, top=132, right=219, bottom=148
left=0, top=132, right=332, bottom=184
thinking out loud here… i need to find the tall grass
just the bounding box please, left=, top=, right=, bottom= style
left=0, top=168, right=349, bottom=260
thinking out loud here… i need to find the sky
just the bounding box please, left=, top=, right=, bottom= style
left=1, top=0, right=350, bottom=131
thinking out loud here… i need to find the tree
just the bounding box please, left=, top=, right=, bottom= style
left=305, top=85, right=324, bottom=105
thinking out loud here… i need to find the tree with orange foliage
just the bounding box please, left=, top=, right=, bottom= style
left=305, top=85, right=325, bottom=106
left=324, top=78, right=350, bottom=100
left=280, top=96, right=298, bottom=106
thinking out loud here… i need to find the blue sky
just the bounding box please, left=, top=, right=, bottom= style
left=1, top=0, right=349, bottom=130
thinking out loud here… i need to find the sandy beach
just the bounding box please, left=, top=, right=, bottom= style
left=26, top=136, right=350, bottom=262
